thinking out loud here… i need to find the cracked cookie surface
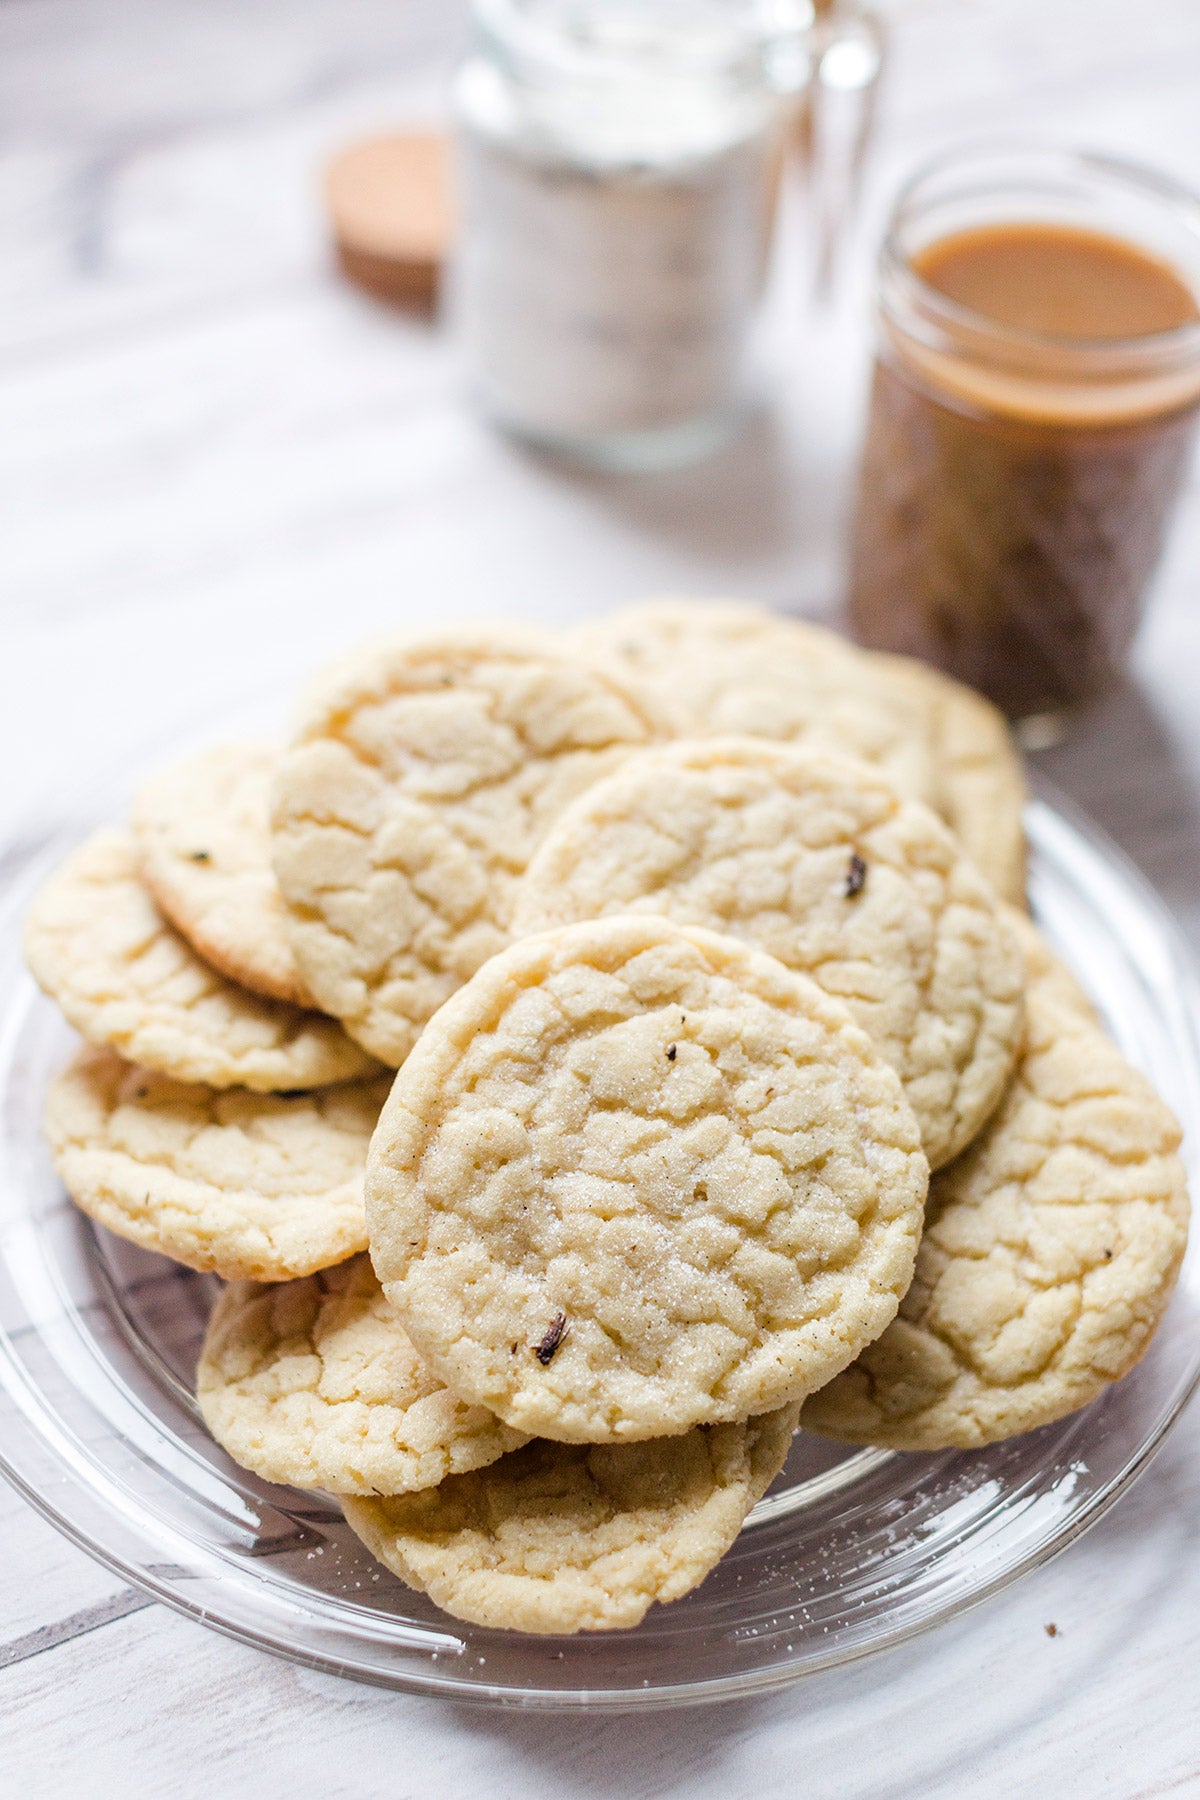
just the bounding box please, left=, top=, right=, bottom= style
left=574, top=599, right=940, bottom=811
left=800, top=915, right=1190, bottom=1449
left=341, top=1400, right=798, bottom=1633
left=46, top=1044, right=390, bottom=1279
left=270, top=628, right=667, bottom=1067
left=366, top=915, right=928, bottom=1443
left=515, top=739, right=1024, bottom=1169
left=197, top=1255, right=526, bottom=1493
left=133, top=741, right=313, bottom=1005
left=24, top=831, right=379, bottom=1091
left=866, top=653, right=1028, bottom=907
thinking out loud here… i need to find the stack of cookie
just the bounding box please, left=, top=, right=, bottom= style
left=24, top=602, right=1189, bottom=1636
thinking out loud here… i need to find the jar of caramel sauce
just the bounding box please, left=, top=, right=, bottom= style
left=847, top=148, right=1200, bottom=729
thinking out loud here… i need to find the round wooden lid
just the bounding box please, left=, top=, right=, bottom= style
left=324, top=132, right=452, bottom=309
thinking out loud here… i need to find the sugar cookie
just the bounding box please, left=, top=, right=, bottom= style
left=25, top=831, right=379, bottom=1091
left=867, top=652, right=1027, bottom=907
left=800, top=916, right=1189, bottom=1449
left=367, top=915, right=927, bottom=1443
left=46, top=1045, right=390, bottom=1280
left=342, top=1402, right=799, bottom=1633
left=574, top=599, right=939, bottom=808
left=133, top=741, right=313, bottom=1005
left=515, top=739, right=1023, bottom=1168
left=270, top=628, right=668, bottom=1066
left=197, top=1255, right=526, bottom=1493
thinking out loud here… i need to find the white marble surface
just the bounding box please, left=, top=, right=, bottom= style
left=3, top=1, right=1200, bottom=1793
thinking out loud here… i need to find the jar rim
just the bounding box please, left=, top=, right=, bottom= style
left=471, top=0, right=813, bottom=87
left=881, top=140, right=1200, bottom=370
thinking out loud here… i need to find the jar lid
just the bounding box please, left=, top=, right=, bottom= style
left=324, top=133, right=453, bottom=310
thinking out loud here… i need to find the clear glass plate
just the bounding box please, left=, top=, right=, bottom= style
left=0, top=782, right=1196, bottom=1711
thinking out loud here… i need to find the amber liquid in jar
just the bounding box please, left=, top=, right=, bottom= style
left=849, top=218, right=1200, bottom=722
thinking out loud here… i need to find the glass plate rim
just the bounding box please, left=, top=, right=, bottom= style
left=0, top=775, right=1197, bottom=1712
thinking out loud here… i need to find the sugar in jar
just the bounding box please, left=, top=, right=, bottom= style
left=452, top=0, right=804, bottom=470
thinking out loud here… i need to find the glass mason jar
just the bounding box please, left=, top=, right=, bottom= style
left=451, top=0, right=809, bottom=471
left=846, top=146, right=1200, bottom=732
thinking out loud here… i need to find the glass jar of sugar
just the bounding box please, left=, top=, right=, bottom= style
left=452, top=0, right=806, bottom=471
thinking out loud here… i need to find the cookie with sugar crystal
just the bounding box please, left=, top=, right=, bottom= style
left=866, top=652, right=1028, bottom=908
left=24, top=831, right=380, bottom=1092
left=514, top=739, right=1024, bottom=1169
left=133, top=741, right=314, bottom=1005
left=197, top=1255, right=526, bottom=1493
left=366, top=914, right=928, bottom=1444
left=341, top=1401, right=799, bottom=1633
left=573, top=599, right=940, bottom=810
left=269, top=628, right=669, bottom=1067
left=45, top=1045, right=391, bottom=1280
left=800, top=914, right=1189, bottom=1450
